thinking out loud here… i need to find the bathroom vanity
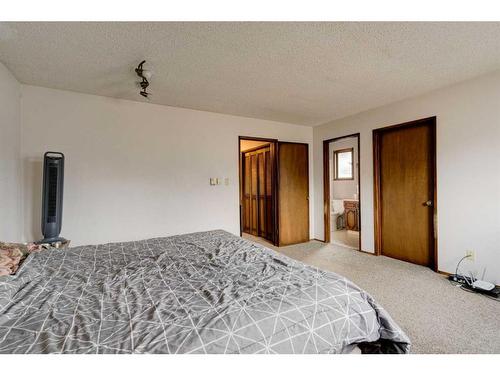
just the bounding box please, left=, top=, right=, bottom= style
left=343, top=200, right=359, bottom=231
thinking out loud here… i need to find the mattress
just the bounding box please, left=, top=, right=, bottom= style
left=0, top=230, right=410, bottom=353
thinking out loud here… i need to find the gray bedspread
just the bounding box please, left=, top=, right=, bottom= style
left=0, top=230, right=410, bottom=354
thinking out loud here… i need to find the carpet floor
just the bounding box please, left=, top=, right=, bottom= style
left=243, top=234, right=500, bottom=354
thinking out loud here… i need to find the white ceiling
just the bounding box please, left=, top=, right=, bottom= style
left=2, top=22, right=500, bottom=126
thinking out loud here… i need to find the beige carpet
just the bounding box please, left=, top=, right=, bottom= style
left=243, top=234, right=500, bottom=354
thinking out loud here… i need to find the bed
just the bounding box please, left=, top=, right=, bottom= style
left=0, top=230, right=410, bottom=353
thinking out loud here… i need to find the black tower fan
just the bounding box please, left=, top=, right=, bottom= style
left=37, top=152, right=66, bottom=244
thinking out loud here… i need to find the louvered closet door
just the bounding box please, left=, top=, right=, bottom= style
left=243, top=154, right=252, bottom=233
left=264, top=149, right=273, bottom=241
left=242, top=146, right=274, bottom=240
left=250, top=153, right=258, bottom=235
left=258, top=151, right=268, bottom=238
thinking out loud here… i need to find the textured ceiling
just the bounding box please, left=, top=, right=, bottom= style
left=2, top=22, right=500, bottom=126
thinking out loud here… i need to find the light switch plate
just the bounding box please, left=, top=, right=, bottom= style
left=466, top=250, right=475, bottom=262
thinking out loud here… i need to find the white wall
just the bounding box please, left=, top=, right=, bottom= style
left=20, top=85, right=313, bottom=246
left=0, top=62, right=22, bottom=241
left=313, top=70, right=500, bottom=283
left=330, top=137, right=358, bottom=200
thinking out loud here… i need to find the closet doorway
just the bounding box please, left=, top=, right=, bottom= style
left=239, top=136, right=310, bottom=247
left=239, top=137, right=278, bottom=245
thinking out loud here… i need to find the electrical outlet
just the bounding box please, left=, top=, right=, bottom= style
left=466, top=250, right=475, bottom=262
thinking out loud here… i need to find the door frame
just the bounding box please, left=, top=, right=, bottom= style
left=323, top=133, right=361, bottom=250
left=372, top=117, right=438, bottom=271
left=238, top=136, right=279, bottom=246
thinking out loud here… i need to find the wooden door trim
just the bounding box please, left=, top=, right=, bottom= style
left=238, top=136, right=279, bottom=246
left=277, top=141, right=310, bottom=246
left=372, top=117, right=438, bottom=271
left=323, top=133, right=361, bottom=250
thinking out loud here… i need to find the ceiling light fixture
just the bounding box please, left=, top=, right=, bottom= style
left=135, top=60, right=152, bottom=98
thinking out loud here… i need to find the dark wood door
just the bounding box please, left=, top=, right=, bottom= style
left=278, top=142, right=309, bottom=246
left=242, top=153, right=257, bottom=235
left=257, top=149, right=273, bottom=241
left=376, top=119, right=435, bottom=267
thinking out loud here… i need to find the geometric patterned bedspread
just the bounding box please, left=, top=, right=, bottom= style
left=0, top=230, right=410, bottom=354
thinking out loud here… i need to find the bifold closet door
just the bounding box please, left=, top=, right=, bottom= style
left=243, top=153, right=257, bottom=235
left=242, top=146, right=273, bottom=240
left=264, top=148, right=273, bottom=241
left=242, top=154, right=251, bottom=233
left=257, top=148, right=273, bottom=241
left=278, top=142, right=309, bottom=246
left=250, top=153, right=259, bottom=235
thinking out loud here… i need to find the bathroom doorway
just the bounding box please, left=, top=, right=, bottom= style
left=323, top=134, right=361, bottom=250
